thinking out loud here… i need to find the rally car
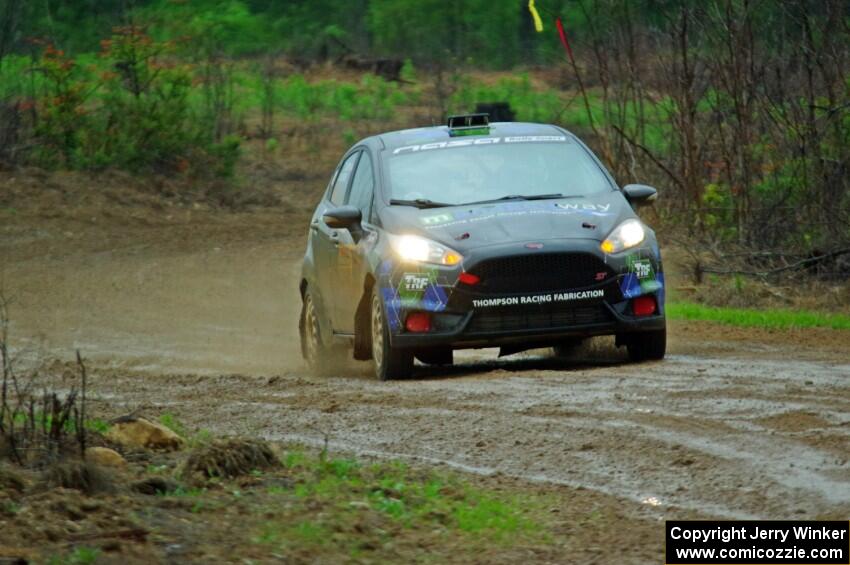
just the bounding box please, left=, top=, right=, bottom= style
left=299, top=114, right=666, bottom=380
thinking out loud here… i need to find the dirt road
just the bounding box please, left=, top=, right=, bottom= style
left=3, top=210, right=848, bottom=523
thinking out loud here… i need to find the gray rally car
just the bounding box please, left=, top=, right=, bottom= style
left=300, top=114, right=666, bottom=380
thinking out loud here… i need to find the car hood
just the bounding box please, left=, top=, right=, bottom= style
left=379, top=191, right=633, bottom=253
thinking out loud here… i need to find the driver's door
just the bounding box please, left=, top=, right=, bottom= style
left=333, top=150, right=375, bottom=333
left=312, top=151, right=359, bottom=330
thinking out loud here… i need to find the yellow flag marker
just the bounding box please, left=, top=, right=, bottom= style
left=528, top=0, right=544, bottom=32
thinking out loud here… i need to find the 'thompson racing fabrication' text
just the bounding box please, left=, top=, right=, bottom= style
left=472, top=290, right=604, bottom=309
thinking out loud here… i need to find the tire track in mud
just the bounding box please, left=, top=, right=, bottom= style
left=81, top=348, right=850, bottom=521
left=6, top=234, right=849, bottom=521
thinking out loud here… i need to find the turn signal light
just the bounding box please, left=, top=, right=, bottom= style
left=405, top=312, right=432, bottom=333
left=458, top=272, right=480, bottom=285
left=632, top=295, right=657, bottom=317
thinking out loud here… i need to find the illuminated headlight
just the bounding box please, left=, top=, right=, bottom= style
left=389, top=234, right=463, bottom=266
left=600, top=219, right=646, bottom=254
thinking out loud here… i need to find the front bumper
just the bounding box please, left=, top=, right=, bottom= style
left=379, top=239, right=665, bottom=350
left=390, top=302, right=664, bottom=349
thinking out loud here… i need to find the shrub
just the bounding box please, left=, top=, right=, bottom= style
left=24, top=28, right=240, bottom=178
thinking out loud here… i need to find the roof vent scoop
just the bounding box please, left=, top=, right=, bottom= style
left=447, top=113, right=490, bottom=136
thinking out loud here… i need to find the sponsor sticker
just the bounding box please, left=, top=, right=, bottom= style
left=472, top=289, right=604, bottom=309
left=401, top=273, right=431, bottom=292
left=629, top=257, right=653, bottom=280
left=421, top=213, right=454, bottom=225
left=393, top=136, right=567, bottom=155
left=555, top=202, right=611, bottom=212
left=420, top=201, right=614, bottom=227
left=621, top=255, right=662, bottom=298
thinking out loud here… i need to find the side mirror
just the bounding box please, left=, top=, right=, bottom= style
left=323, top=205, right=362, bottom=231
left=623, top=184, right=658, bottom=205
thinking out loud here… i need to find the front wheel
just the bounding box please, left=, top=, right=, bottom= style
left=626, top=327, right=666, bottom=362
left=370, top=290, right=413, bottom=380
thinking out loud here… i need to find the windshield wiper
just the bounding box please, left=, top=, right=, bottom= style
left=459, top=193, right=566, bottom=206
left=389, top=198, right=452, bottom=209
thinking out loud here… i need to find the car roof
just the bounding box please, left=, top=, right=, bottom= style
left=374, top=122, right=568, bottom=151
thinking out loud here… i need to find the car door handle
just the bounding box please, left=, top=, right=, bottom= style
left=330, top=231, right=340, bottom=245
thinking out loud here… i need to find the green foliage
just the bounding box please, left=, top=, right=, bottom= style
left=255, top=448, right=544, bottom=555
left=158, top=413, right=186, bottom=437
left=400, top=59, right=416, bottom=83
left=208, top=135, right=242, bottom=178
left=342, top=128, right=357, bottom=147
left=49, top=546, right=100, bottom=565
left=452, top=73, right=562, bottom=123
left=12, top=411, right=109, bottom=435
left=3, top=0, right=846, bottom=248
left=667, top=302, right=850, bottom=330
left=158, top=412, right=215, bottom=447
left=0, top=55, right=35, bottom=101
left=86, top=418, right=111, bottom=434
left=367, top=0, right=524, bottom=67
left=30, top=45, right=96, bottom=168
left=20, top=28, right=240, bottom=177
left=275, top=73, right=410, bottom=121
left=153, top=0, right=272, bottom=57
left=1, top=500, right=21, bottom=516
left=10, top=0, right=580, bottom=66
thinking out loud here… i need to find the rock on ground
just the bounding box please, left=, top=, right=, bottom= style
left=85, top=447, right=126, bottom=468
left=106, top=418, right=184, bottom=451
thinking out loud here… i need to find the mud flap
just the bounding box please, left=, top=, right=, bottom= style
left=353, top=284, right=373, bottom=361
left=298, top=299, right=307, bottom=360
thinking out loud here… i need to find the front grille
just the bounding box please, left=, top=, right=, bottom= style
left=466, top=304, right=611, bottom=334
left=469, top=252, right=612, bottom=294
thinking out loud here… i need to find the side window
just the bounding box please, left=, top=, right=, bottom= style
left=346, top=151, right=375, bottom=219
left=328, top=152, right=360, bottom=205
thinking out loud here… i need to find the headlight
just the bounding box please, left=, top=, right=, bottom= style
left=600, top=219, right=645, bottom=254
left=388, top=234, right=463, bottom=266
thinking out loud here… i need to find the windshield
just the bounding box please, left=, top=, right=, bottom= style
left=384, top=137, right=612, bottom=206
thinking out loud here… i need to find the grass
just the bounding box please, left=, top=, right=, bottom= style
left=48, top=547, right=100, bottom=565
left=251, top=449, right=546, bottom=557
left=667, top=302, right=850, bottom=330
left=158, top=412, right=212, bottom=446
left=158, top=412, right=187, bottom=437
left=5, top=436, right=580, bottom=562
left=11, top=412, right=110, bottom=434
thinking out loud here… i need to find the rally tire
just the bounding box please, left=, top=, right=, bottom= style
left=300, top=289, right=336, bottom=376
left=626, top=327, right=666, bottom=362
left=370, top=289, right=413, bottom=380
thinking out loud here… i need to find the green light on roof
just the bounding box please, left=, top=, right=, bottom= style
left=449, top=126, right=490, bottom=137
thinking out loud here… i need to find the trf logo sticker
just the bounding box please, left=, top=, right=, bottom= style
left=628, top=257, right=654, bottom=280
left=402, top=273, right=431, bottom=292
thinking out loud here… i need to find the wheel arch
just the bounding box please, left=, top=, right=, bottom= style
left=353, top=273, right=376, bottom=360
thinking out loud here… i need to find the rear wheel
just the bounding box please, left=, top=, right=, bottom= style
left=626, top=327, right=666, bottom=362
left=371, top=289, right=413, bottom=380
left=300, top=290, right=337, bottom=376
